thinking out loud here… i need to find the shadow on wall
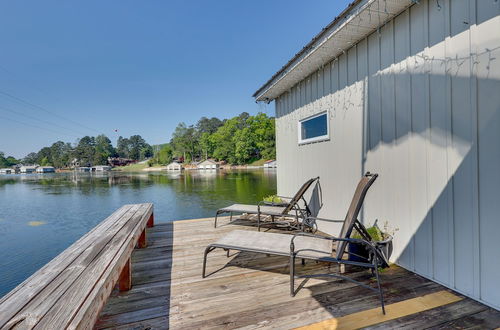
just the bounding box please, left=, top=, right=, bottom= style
left=274, top=1, right=499, bottom=309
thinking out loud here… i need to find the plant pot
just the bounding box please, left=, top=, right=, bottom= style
left=375, top=234, right=393, bottom=262
left=347, top=242, right=369, bottom=262
left=347, top=233, right=393, bottom=264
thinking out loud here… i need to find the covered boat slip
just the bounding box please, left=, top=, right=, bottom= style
left=96, top=216, right=500, bottom=329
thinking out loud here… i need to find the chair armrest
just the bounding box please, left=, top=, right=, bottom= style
left=276, top=195, right=293, bottom=200
left=305, top=216, right=344, bottom=223
left=290, top=232, right=378, bottom=256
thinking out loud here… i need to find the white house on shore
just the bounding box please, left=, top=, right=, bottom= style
left=166, top=161, right=182, bottom=171
left=20, top=166, right=37, bottom=174
left=36, top=166, right=55, bottom=173
left=92, top=165, right=111, bottom=172
left=263, top=160, right=277, bottom=168
left=197, top=159, right=218, bottom=170
left=254, top=0, right=500, bottom=310
left=0, top=168, right=12, bottom=174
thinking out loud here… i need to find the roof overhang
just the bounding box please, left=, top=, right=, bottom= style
left=253, top=0, right=415, bottom=102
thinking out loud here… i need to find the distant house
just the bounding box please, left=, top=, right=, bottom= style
left=0, top=168, right=12, bottom=174
left=197, top=159, right=218, bottom=170
left=75, top=167, right=91, bottom=172
left=92, top=165, right=111, bottom=172
left=263, top=160, right=277, bottom=168
left=20, top=166, right=37, bottom=174
left=166, top=161, right=182, bottom=171
left=36, top=166, right=55, bottom=173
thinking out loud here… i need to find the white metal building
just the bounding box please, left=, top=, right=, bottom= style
left=92, top=165, right=111, bottom=172
left=20, top=166, right=37, bottom=174
left=197, top=159, right=219, bottom=170
left=166, top=161, right=182, bottom=171
left=36, top=166, right=55, bottom=173
left=254, top=0, right=500, bottom=310
left=263, top=160, right=277, bottom=168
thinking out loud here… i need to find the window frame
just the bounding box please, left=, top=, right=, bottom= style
left=297, top=110, right=330, bottom=145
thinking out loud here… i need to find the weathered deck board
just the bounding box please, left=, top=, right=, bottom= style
left=97, top=217, right=500, bottom=329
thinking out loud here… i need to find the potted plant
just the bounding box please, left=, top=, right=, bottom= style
left=262, top=195, right=288, bottom=207
left=348, top=222, right=393, bottom=264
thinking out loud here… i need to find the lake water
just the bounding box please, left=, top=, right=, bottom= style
left=0, top=169, right=276, bottom=297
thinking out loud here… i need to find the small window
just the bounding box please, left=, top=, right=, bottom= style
left=298, top=111, right=329, bottom=144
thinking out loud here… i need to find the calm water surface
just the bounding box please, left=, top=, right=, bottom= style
left=0, top=169, right=276, bottom=297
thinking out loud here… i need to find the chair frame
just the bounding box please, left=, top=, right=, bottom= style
left=214, top=177, right=321, bottom=231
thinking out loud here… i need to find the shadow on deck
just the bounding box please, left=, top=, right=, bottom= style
left=96, top=217, right=500, bottom=329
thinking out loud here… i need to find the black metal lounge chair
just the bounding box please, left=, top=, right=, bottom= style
left=214, top=177, right=321, bottom=231
left=203, top=172, right=390, bottom=314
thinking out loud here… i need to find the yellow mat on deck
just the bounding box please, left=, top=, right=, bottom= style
left=296, top=290, right=462, bottom=330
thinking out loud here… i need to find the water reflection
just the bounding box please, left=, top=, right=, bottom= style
left=0, top=169, right=276, bottom=297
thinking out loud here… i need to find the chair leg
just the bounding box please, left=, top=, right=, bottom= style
left=290, top=253, right=296, bottom=296
left=258, top=212, right=261, bottom=232
left=374, top=266, right=386, bottom=314
left=214, top=212, right=219, bottom=228
left=202, top=246, right=214, bottom=278
left=230, top=212, right=233, bottom=222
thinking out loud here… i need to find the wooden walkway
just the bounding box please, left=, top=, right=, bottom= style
left=96, top=217, right=500, bottom=329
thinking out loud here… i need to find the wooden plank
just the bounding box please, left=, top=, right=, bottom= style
left=296, top=291, right=462, bottom=330
left=366, top=299, right=489, bottom=329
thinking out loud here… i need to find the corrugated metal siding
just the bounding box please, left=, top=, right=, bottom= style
left=274, top=0, right=500, bottom=309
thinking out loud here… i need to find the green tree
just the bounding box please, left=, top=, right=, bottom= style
left=37, top=147, right=53, bottom=165
left=199, top=132, right=215, bottom=160
left=23, top=152, right=38, bottom=165
left=94, top=134, right=115, bottom=165
left=40, top=157, right=50, bottom=166
left=211, top=117, right=240, bottom=163
left=170, top=123, right=198, bottom=162
left=128, top=135, right=150, bottom=160
left=157, top=144, right=173, bottom=165
left=0, top=152, right=19, bottom=167
left=50, top=141, right=73, bottom=168
left=196, top=117, right=223, bottom=135
left=74, top=136, right=96, bottom=166
left=116, top=136, right=130, bottom=158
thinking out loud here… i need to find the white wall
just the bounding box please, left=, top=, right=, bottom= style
left=275, top=0, right=500, bottom=310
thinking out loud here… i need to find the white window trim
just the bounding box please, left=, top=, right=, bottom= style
left=298, top=110, right=330, bottom=145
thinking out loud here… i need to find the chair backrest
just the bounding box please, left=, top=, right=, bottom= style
left=307, top=180, right=323, bottom=218
left=282, top=177, right=320, bottom=214
left=335, top=172, right=378, bottom=259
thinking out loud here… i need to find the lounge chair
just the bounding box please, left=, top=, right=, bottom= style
left=214, top=177, right=321, bottom=231
left=202, top=172, right=389, bottom=313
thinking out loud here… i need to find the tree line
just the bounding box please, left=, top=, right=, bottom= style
left=151, top=112, right=275, bottom=165
left=10, top=134, right=152, bottom=168
left=1, top=111, right=275, bottom=168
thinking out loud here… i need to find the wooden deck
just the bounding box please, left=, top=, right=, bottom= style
left=96, top=217, right=500, bottom=329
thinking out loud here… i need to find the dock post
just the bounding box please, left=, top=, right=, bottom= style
left=147, top=213, right=154, bottom=228
left=138, top=229, right=147, bottom=248
left=118, top=258, right=132, bottom=291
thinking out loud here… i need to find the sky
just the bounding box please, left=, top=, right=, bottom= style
left=0, top=0, right=351, bottom=159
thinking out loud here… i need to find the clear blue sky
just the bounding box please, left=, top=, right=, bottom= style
left=0, top=0, right=350, bottom=158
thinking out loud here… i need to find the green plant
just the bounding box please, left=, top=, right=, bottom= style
left=352, top=225, right=384, bottom=242
left=263, top=195, right=284, bottom=204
